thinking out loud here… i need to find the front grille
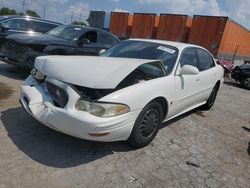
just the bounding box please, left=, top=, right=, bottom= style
left=1, top=39, right=28, bottom=61
left=45, top=82, right=68, bottom=108
left=0, top=37, right=6, bottom=52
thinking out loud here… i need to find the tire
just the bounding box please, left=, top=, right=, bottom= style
left=201, top=85, right=219, bottom=110
left=240, top=77, right=250, bottom=90
left=128, top=102, right=163, bottom=148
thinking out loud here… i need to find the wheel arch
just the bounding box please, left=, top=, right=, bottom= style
left=146, top=96, right=169, bottom=121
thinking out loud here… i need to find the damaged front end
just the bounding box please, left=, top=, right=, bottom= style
left=28, top=56, right=166, bottom=116
left=71, top=61, right=166, bottom=101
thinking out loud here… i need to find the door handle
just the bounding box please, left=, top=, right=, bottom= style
left=196, top=78, right=200, bottom=81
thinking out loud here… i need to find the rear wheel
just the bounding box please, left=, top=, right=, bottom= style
left=201, top=85, right=219, bottom=110
left=240, top=77, right=250, bottom=90
left=128, top=102, right=163, bottom=148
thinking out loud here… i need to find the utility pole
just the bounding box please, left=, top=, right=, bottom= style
left=71, top=12, right=74, bottom=23
left=22, top=0, right=25, bottom=14
left=43, top=5, right=46, bottom=19
left=79, top=13, right=82, bottom=22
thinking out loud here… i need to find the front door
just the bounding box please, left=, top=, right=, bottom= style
left=170, top=48, right=201, bottom=116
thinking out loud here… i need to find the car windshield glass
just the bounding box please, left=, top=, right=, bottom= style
left=46, top=25, right=83, bottom=41
left=101, top=40, right=178, bottom=74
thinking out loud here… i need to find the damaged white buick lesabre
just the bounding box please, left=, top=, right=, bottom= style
left=20, top=39, right=224, bottom=148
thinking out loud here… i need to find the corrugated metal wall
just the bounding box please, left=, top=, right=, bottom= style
left=88, top=11, right=106, bottom=29
left=109, top=12, right=129, bottom=39
left=107, top=11, right=250, bottom=60
left=188, top=15, right=228, bottom=56
left=188, top=15, right=250, bottom=59
left=219, top=19, right=250, bottom=59
left=156, top=14, right=188, bottom=42
left=131, top=13, right=156, bottom=39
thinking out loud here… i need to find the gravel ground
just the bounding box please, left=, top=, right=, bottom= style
left=0, top=61, right=249, bottom=188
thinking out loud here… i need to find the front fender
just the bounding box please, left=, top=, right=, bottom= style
left=99, top=76, right=175, bottom=111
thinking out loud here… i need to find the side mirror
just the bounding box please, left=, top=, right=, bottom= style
left=98, top=49, right=106, bottom=55
left=0, top=23, right=9, bottom=32
left=180, top=65, right=199, bottom=75
left=78, top=38, right=90, bottom=46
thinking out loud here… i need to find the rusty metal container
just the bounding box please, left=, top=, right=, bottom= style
left=188, top=15, right=250, bottom=60
left=156, top=14, right=188, bottom=42
left=188, top=15, right=228, bottom=56
left=131, top=13, right=156, bottom=39
left=109, top=12, right=130, bottom=39
left=183, top=16, right=193, bottom=42
left=218, top=19, right=250, bottom=60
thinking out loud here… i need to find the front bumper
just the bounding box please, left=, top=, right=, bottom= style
left=20, top=76, right=139, bottom=142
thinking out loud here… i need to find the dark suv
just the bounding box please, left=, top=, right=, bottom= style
left=0, top=16, right=62, bottom=48
left=0, top=25, right=120, bottom=69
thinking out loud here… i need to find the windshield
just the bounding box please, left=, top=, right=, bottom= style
left=101, top=40, right=179, bottom=74
left=46, top=25, right=83, bottom=41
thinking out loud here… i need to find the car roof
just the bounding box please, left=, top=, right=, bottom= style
left=64, top=25, right=120, bottom=40
left=128, top=38, right=203, bottom=50
left=0, top=15, right=62, bottom=25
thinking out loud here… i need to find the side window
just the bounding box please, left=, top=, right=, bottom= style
left=197, top=49, right=215, bottom=71
left=1, top=19, right=26, bottom=31
left=82, top=31, right=97, bottom=43
left=180, top=48, right=198, bottom=68
left=28, top=20, right=58, bottom=33
left=99, top=32, right=118, bottom=46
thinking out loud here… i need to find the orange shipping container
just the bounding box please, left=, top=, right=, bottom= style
left=109, top=12, right=130, bottom=39
left=188, top=15, right=250, bottom=60
left=131, top=13, right=156, bottom=39
left=156, top=14, right=188, bottom=42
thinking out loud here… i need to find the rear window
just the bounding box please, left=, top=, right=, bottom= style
left=197, top=49, right=215, bottom=71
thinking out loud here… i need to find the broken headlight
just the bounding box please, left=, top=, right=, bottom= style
left=31, top=68, right=45, bottom=81
left=75, top=99, right=130, bottom=117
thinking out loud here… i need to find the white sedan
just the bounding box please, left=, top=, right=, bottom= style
left=20, top=39, right=224, bottom=148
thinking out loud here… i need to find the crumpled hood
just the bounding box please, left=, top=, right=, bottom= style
left=35, top=56, right=156, bottom=89
left=6, top=33, right=70, bottom=45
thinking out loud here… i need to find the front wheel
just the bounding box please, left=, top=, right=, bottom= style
left=240, top=77, right=250, bottom=90
left=201, top=85, right=219, bottom=110
left=128, top=102, right=163, bottom=148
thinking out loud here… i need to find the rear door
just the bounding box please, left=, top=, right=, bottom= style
left=196, top=48, right=218, bottom=100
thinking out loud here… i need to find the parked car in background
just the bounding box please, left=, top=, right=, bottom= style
left=0, top=15, right=62, bottom=49
left=217, top=59, right=234, bottom=75
left=20, top=39, right=224, bottom=148
left=0, top=25, right=120, bottom=69
left=231, top=64, right=250, bottom=90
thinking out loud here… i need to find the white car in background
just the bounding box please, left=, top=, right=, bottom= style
left=20, top=39, right=224, bottom=148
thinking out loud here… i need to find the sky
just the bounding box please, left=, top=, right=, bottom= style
left=1, top=0, right=250, bottom=29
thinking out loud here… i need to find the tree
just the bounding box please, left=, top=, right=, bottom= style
left=71, top=20, right=87, bottom=26
left=26, top=9, right=40, bottom=18
left=0, top=7, right=18, bottom=15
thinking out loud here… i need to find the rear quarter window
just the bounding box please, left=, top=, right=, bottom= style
left=99, top=32, right=118, bottom=47
left=197, top=49, right=215, bottom=71
left=28, top=20, right=59, bottom=33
